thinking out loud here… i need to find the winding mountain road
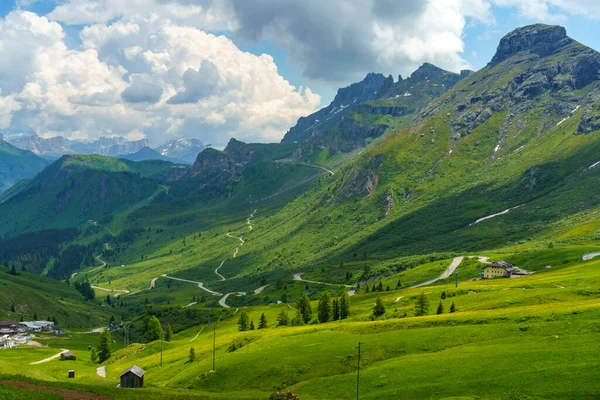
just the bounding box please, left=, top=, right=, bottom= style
left=219, top=292, right=246, bottom=308
left=583, top=252, right=600, bottom=261
left=215, top=261, right=226, bottom=281
left=408, top=256, right=491, bottom=289
left=160, top=274, right=221, bottom=296
left=254, top=284, right=270, bottom=294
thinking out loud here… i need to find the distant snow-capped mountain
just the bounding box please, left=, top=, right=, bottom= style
left=154, top=138, right=205, bottom=164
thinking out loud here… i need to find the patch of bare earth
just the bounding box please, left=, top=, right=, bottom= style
left=0, top=380, right=112, bottom=400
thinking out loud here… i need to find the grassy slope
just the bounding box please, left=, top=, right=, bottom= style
left=0, top=139, right=49, bottom=193
left=3, top=258, right=600, bottom=399
left=0, top=266, right=116, bottom=328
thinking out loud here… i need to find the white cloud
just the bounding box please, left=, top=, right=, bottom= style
left=0, top=9, right=320, bottom=146
left=491, top=0, right=600, bottom=20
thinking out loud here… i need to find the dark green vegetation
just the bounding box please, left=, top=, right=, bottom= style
left=2, top=24, right=600, bottom=399
left=0, top=138, right=48, bottom=193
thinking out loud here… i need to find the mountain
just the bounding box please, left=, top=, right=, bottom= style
left=154, top=137, right=205, bottom=164
left=120, top=146, right=181, bottom=163
left=0, top=154, right=174, bottom=236
left=0, top=138, right=49, bottom=193
left=69, top=136, right=150, bottom=156
left=8, top=134, right=73, bottom=159
left=286, top=64, right=465, bottom=153
left=281, top=73, right=386, bottom=143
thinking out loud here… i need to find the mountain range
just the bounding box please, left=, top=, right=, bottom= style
left=2, top=132, right=205, bottom=165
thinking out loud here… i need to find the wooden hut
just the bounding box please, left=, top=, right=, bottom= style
left=60, top=351, right=76, bottom=361
left=120, top=365, right=145, bottom=388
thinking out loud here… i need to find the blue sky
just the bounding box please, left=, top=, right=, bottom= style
left=0, top=0, right=598, bottom=146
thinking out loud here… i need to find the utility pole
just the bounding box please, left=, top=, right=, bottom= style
left=455, top=269, right=459, bottom=288
left=356, top=342, right=364, bottom=400
left=208, top=307, right=211, bottom=326
left=160, top=324, right=164, bottom=368
left=123, top=323, right=129, bottom=348
left=212, top=320, right=216, bottom=371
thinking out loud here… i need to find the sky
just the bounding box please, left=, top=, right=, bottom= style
left=0, top=0, right=599, bottom=147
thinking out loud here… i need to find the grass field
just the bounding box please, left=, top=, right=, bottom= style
left=3, top=256, right=600, bottom=399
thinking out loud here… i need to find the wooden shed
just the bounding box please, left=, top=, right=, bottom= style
left=60, top=351, right=76, bottom=361
left=120, top=365, right=145, bottom=388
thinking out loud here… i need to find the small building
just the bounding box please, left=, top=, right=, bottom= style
left=0, top=321, right=19, bottom=336
left=68, top=370, right=75, bottom=378
left=61, top=351, right=76, bottom=361
left=483, top=261, right=531, bottom=279
left=120, top=365, right=145, bottom=388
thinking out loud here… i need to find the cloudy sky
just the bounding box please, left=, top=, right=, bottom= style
left=1, top=0, right=600, bottom=147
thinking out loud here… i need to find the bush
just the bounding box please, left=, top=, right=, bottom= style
left=228, top=337, right=253, bottom=352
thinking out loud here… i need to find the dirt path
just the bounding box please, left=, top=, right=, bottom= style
left=78, top=327, right=105, bottom=334
left=91, top=285, right=129, bottom=294
left=226, top=232, right=245, bottom=244
left=298, top=162, right=335, bottom=176
left=470, top=205, right=523, bottom=226
left=30, top=349, right=69, bottom=365
left=233, top=247, right=239, bottom=258
left=409, top=256, right=465, bottom=289
left=189, top=327, right=205, bottom=342
left=583, top=251, right=600, bottom=261
left=254, top=284, right=270, bottom=294
left=293, top=273, right=353, bottom=288
left=247, top=209, right=257, bottom=230
left=160, top=274, right=221, bottom=295
left=183, top=302, right=197, bottom=308
left=219, top=292, right=246, bottom=308
left=0, top=380, right=111, bottom=400
left=150, top=277, right=157, bottom=288
left=96, top=366, right=106, bottom=378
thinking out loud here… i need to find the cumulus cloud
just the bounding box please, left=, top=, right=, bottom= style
left=121, top=75, right=163, bottom=103
left=0, top=8, right=320, bottom=146
left=167, top=60, right=220, bottom=104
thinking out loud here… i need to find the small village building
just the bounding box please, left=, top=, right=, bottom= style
left=68, top=370, right=75, bottom=378
left=483, top=261, right=531, bottom=279
left=120, top=365, right=145, bottom=388
left=61, top=351, right=76, bottom=361
left=0, top=321, right=19, bottom=336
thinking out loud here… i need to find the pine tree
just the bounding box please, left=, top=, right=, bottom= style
left=332, top=298, right=339, bottom=321
left=397, top=280, right=402, bottom=289
left=437, top=301, right=444, bottom=314
left=371, top=284, right=376, bottom=292
left=238, top=311, right=250, bottom=331
left=189, top=347, right=196, bottom=362
left=90, top=348, right=98, bottom=363
left=276, top=309, right=289, bottom=327
left=165, top=324, right=173, bottom=341
left=415, top=292, right=429, bottom=316
left=33, top=312, right=37, bottom=321
left=317, top=291, right=331, bottom=323
left=365, top=285, right=370, bottom=293
left=258, top=313, right=268, bottom=329
left=296, top=293, right=312, bottom=324
left=386, top=285, right=390, bottom=291
left=372, top=297, right=385, bottom=318
left=9, top=265, right=17, bottom=276
left=378, top=282, right=383, bottom=292
left=105, top=295, right=112, bottom=305
left=291, top=311, right=303, bottom=326
left=97, top=329, right=112, bottom=363
left=441, top=291, right=447, bottom=300
left=146, top=316, right=163, bottom=341
left=250, top=320, right=255, bottom=330
left=10, top=304, right=15, bottom=313
left=340, top=292, right=350, bottom=319
left=449, top=302, right=457, bottom=313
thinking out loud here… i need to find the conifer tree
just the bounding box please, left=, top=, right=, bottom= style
left=291, top=311, right=303, bottom=326
left=372, top=297, right=385, bottom=318
left=318, top=291, right=331, bottom=323
left=165, top=324, right=173, bottom=341
left=90, top=348, right=98, bottom=363
left=258, top=313, right=268, bottom=329
left=437, top=301, right=444, bottom=314
left=146, top=316, right=163, bottom=341
left=238, top=311, right=250, bottom=331
left=189, top=347, right=196, bottom=362
left=296, top=293, right=312, bottom=323
left=250, top=320, right=255, bottom=330
left=378, top=282, right=383, bottom=291
left=441, top=291, right=447, bottom=300
left=332, top=298, right=339, bottom=320
left=415, top=292, right=429, bottom=316
left=340, top=292, right=350, bottom=319
left=450, top=302, right=457, bottom=313
left=97, top=329, right=112, bottom=363
left=276, top=309, right=289, bottom=327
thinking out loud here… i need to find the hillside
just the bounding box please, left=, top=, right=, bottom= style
left=120, top=147, right=182, bottom=163
left=0, top=139, right=49, bottom=193
left=0, top=155, right=175, bottom=236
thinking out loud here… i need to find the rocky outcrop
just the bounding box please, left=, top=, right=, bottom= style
left=281, top=73, right=386, bottom=143
left=490, top=24, right=569, bottom=64
left=311, top=118, right=388, bottom=153
left=338, top=154, right=384, bottom=200
left=384, top=187, right=395, bottom=217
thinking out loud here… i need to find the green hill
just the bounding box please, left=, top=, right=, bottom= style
left=0, top=138, right=49, bottom=194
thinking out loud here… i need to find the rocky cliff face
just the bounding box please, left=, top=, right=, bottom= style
left=418, top=24, right=600, bottom=139
left=281, top=73, right=386, bottom=143
left=490, top=24, right=569, bottom=64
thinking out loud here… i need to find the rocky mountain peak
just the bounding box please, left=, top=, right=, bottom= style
left=491, top=24, right=569, bottom=64
left=410, top=62, right=447, bottom=81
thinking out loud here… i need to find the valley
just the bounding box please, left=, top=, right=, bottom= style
left=1, top=23, right=600, bottom=400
